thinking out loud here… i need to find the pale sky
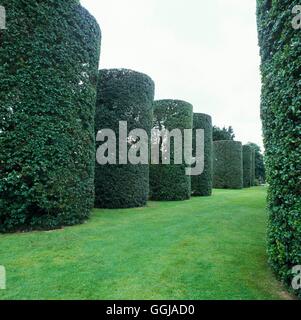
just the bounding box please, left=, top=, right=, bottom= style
left=81, top=0, right=263, bottom=149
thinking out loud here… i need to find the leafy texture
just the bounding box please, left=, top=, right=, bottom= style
left=0, top=0, right=101, bottom=232
left=150, top=100, right=193, bottom=201
left=246, top=142, right=266, bottom=184
left=191, top=113, right=213, bottom=196
left=95, top=69, right=154, bottom=208
left=250, top=148, right=256, bottom=186
left=243, top=145, right=252, bottom=188
left=257, top=0, right=301, bottom=297
left=213, top=141, right=243, bottom=189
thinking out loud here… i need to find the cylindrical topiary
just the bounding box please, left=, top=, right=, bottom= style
left=250, top=148, right=256, bottom=186
left=95, top=69, right=155, bottom=209
left=150, top=100, right=193, bottom=201
left=191, top=113, right=213, bottom=196
left=243, top=145, right=252, bottom=188
left=257, top=0, right=301, bottom=296
left=0, top=1, right=101, bottom=232
left=213, top=141, right=243, bottom=189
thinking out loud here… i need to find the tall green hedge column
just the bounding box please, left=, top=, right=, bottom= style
left=191, top=113, right=213, bottom=196
left=95, top=69, right=155, bottom=209
left=257, top=0, right=301, bottom=295
left=250, top=148, right=256, bottom=186
left=213, top=141, right=243, bottom=189
left=243, top=145, right=252, bottom=188
left=0, top=1, right=101, bottom=232
left=150, top=100, right=193, bottom=201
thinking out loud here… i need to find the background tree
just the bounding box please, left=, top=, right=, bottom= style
left=213, top=126, right=235, bottom=141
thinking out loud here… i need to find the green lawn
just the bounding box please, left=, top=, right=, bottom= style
left=0, top=187, right=292, bottom=300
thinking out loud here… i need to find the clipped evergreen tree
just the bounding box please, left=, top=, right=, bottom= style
left=257, top=0, right=301, bottom=296
left=191, top=113, right=213, bottom=196
left=246, top=142, right=265, bottom=184
left=242, top=145, right=252, bottom=188
left=150, top=100, right=193, bottom=201
left=0, top=0, right=101, bottom=232
left=95, top=69, right=155, bottom=209
left=213, top=141, right=243, bottom=189
left=250, top=148, right=256, bottom=186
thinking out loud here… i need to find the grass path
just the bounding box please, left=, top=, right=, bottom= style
left=0, top=187, right=292, bottom=300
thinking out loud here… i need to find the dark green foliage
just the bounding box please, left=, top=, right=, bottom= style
left=250, top=148, right=256, bottom=186
left=213, top=141, right=243, bottom=189
left=95, top=69, right=154, bottom=209
left=191, top=113, right=213, bottom=196
left=257, top=0, right=301, bottom=297
left=243, top=145, right=252, bottom=188
left=150, top=100, right=193, bottom=201
left=246, top=142, right=266, bottom=184
left=0, top=0, right=101, bottom=232
left=213, top=126, right=235, bottom=141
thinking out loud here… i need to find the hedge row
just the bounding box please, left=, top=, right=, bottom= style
left=95, top=69, right=155, bottom=208
left=191, top=113, right=213, bottom=196
left=243, top=145, right=252, bottom=188
left=257, top=0, right=301, bottom=296
left=149, top=100, right=193, bottom=201
left=213, top=141, right=243, bottom=189
left=0, top=2, right=264, bottom=235
left=0, top=0, right=101, bottom=232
